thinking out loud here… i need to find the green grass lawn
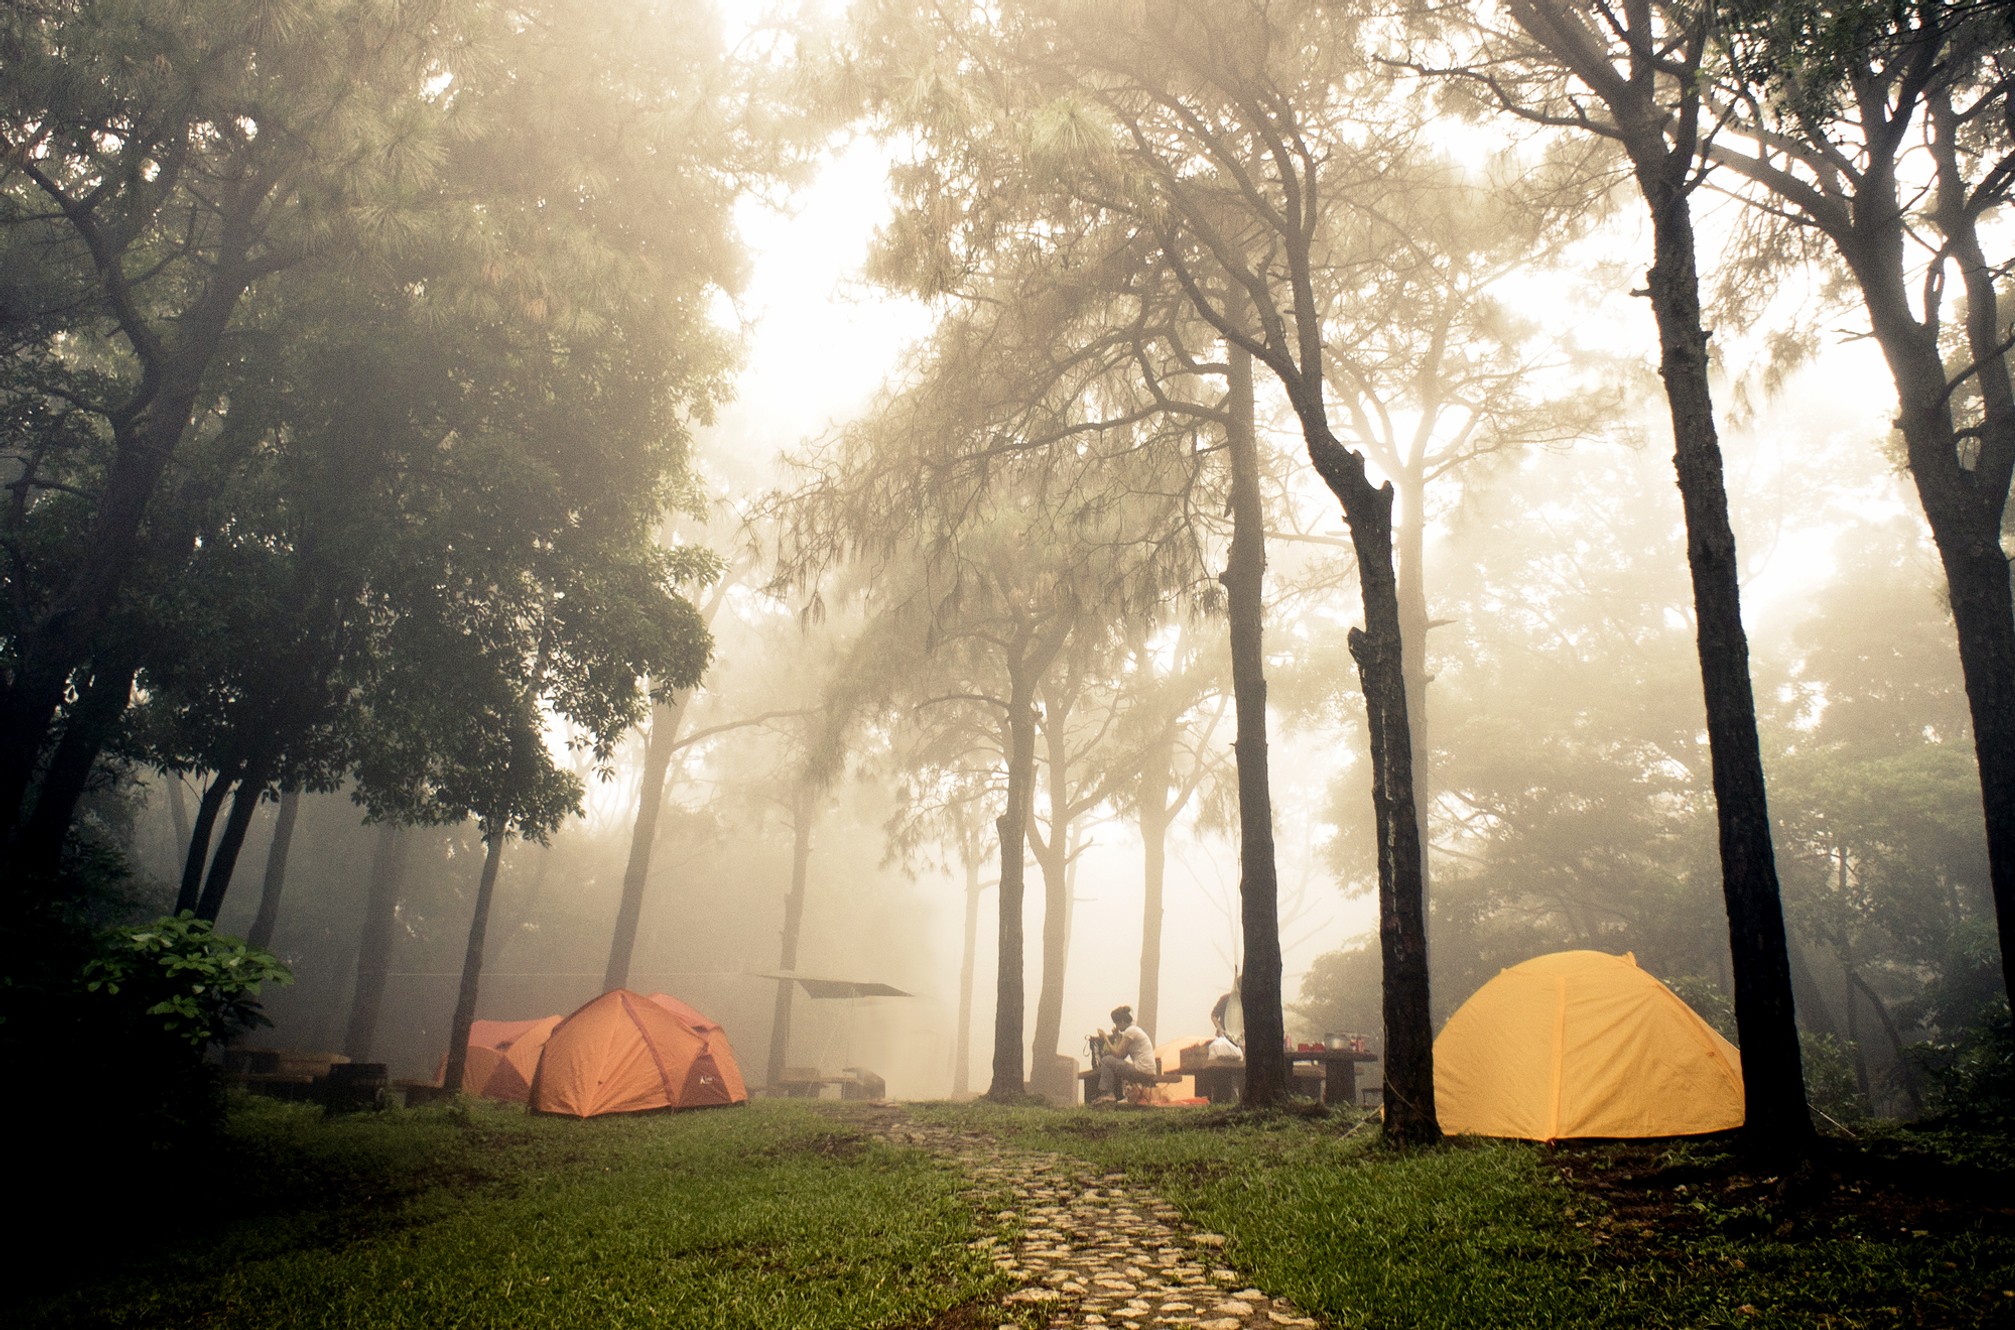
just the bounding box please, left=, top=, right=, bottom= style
left=925, top=1102, right=2015, bottom=1329
left=17, top=1095, right=2014, bottom=1329
left=20, top=1096, right=1004, bottom=1330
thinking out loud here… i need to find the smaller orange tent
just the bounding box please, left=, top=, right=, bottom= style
left=452, top=1015, right=562, bottom=1103
left=530, top=989, right=749, bottom=1118
left=1433, top=950, right=1744, bottom=1141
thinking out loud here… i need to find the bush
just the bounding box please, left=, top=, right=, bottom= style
left=83, top=912, right=292, bottom=1048
left=1912, top=997, right=2015, bottom=1126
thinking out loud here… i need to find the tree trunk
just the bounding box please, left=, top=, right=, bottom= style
left=1844, top=965, right=1923, bottom=1114
left=343, top=822, right=413, bottom=1063
left=1300, top=423, right=1435, bottom=1142
left=1029, top=691, right=1074, bottom=1084
left=766, top=785, right=815, bottom=1089
left=1838, top=228, right=2015, bottom=1014
left=989, top=651, right=1042, bottom=1100
left=955, top=856, right=984, bottom=1097
left=1136, top=729, right=1175, bottom=1041
left=604, top=687, right=696, bottom=991
left=1836, top=854, right=1873, bottom=1104
left=194, top=747, right=278, bottom=922
left=12, top=647, right=141, bottom=876
left=442, top=829, right=509, bottom=1094
left=165, top=775, right=191, bottom=864
left=0, top=270, right=255, bottom=845
left=175, top=773, right=234, bottom=915
left=246, top=785, right=301, bottom=951
left=1394, top=460, right=1434, bottom=960
left=1221, top=343, right=1289, bottom=1108
left=1636, top=132, right=1811, bottom=1149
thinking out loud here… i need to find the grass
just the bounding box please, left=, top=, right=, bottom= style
left=17, top=1095, right=2015, bottom=1329
left=916, top=1102, right=2015, bottom=1329
left=19, top=1096, right=1003, bottom=1330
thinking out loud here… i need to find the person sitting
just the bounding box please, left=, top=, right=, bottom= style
left=1092, top=1004, right=1159, bottom=1104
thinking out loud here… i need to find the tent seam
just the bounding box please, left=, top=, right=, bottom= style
left=621, top=990, right=681, bottom=1105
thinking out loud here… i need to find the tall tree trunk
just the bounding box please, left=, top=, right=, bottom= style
left=955, top=856, right=984, bottom=1097
left=1394, top=462, right=1434, bottom=959
left=1838, top=221, right=2015, bottom=1014
left=766, top=785, right=816, bottom=1089
left=1834, top=844, right=1872, bottom=1105
left=604, top=686, right=696, bottom=991
left=246, top=785, right=301, bottom=951
left=175, top=773, right=234, bottom=915
left=12, top=647, right=141, bottom=876
left=165, top=775, right=191, bottom=865
left=1344, top=549, right=1434, bottom=1141
left=1636, top=129, right=1811, bottom=1149
left=1844, top=966, right=1923, bottom=1114
left=194, top=747, right=278, bottom=922
left=0, top=269, right=256, bottom=845
left=989, top=650, right=1042, bottom=1101
left=1029, top=692, right=1074, bottom=1086
left=1222, top=344, right=1289, bottom=1108
left=1136, top=729, right=1175, bottom=1041
left=443, top=830, right=509, bottom=1093
left=343, top=822, right=413, bottom=1063
left=1298, top=421, right=1434, bottom=1141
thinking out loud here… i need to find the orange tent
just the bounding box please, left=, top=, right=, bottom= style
left=1433, top=950, right=1744, bottom=1140
left=1150, top=1035, right=1213, bottom=1102
left=641, top=992, right=749, bottom=1102
left=530, top=989, right=749, bottom=1118
left=451, top=1015, right=562, bottom=1103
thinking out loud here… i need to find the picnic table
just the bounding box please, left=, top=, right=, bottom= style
left=1182, top=1045, right=1379, bottom=1105
left=774, top=1067, right=885, bottom=1100
left=1287, top=1048, right=1378, bottom=1106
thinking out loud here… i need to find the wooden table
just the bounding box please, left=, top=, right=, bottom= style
left=1181, top=1049, right=1377, bottom=1105
left=775, top=1072, right=860, bottom=1099
left=1286, top=1049, right=1378, bottom=1106
left=1192, top=1064, right=1243, bottom=1104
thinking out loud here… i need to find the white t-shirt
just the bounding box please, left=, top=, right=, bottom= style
left=1114, top=1023, right=1156, bottom=1073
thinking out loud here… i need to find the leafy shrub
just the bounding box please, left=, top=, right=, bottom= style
left=1912, top=997, right=2015, bottom=1125
left=1800, top=1030, right=1869, bottom=1126
left=83, top=912, right=292, bottom=1047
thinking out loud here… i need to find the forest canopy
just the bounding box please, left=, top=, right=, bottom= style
left=1, top=0, right=2009, bottom=1145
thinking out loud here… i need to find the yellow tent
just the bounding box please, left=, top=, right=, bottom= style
left=1433, top=950, right=1744, bottom=1140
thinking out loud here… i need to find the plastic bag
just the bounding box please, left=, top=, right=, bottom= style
left=1204, top=1035, right=1245, bottom=1066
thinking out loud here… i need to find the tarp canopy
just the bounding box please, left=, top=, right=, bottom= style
left=530, top=989, right=749, bottom=1118
left=1433, top=950, right=1744, bottom=1141
left=754, top=970, right=911, bottom=999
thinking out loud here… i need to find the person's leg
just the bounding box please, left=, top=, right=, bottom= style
left=1096, top=1055, right=1123, bottom=1098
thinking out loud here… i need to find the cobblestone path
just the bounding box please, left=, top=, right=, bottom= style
left=856, top=1108, right=1321, bottom=1330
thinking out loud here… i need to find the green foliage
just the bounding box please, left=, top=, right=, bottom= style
left=82, top=912, right=292, bottom=1047
left=1913, top=999, right=2015, bottom=1126
left=1801, top=1031, right=1871, bottom=1126
left=2, top=0, right=808, bottom=876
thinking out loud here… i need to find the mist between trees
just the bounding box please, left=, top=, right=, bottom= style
left=4, top=0, right=2010, bottom=1143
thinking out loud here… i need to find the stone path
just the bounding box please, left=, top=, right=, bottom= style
left=860, top=1110, right=1322, bottom=1330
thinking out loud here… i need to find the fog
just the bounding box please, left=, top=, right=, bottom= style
left=14, top=0, right=2005, bottom=1129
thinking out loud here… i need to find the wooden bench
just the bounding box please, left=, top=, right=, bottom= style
left=1077, top=1065, right=1184, bottom=1104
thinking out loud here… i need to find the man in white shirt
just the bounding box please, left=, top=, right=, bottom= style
left=1092, top=1004, right=1158, bottom=1103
